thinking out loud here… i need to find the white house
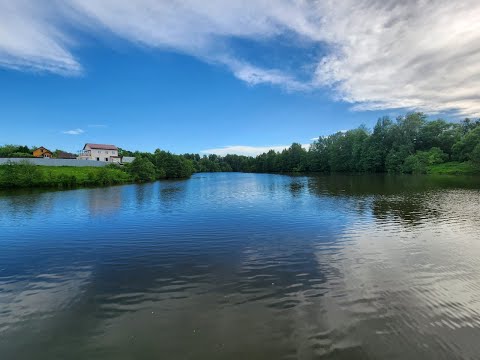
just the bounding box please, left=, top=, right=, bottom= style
left=77, top=143, right=122, bottom=163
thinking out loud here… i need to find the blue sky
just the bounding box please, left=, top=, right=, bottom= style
left=0, top=1, right=479, bottom=155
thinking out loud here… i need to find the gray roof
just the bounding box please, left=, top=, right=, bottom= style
left=122, top=157, right=136, bottom=163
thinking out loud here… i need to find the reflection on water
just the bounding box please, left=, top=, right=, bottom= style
left=88, top=187, right=123, bottom=215
left=0, top=173, right=480, bottom=359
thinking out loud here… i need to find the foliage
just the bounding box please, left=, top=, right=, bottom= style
left=0, top=145, right=34, bottom=157
left=183, top=153, right=233, bottom=172
left=452, top=127, right=480, bottom=161
left=402, top=148, right=448, bottom=174
left=126, top=157, right=156, bottom=182
left=427, top=162, right=479, bottom=175
left=0, top=161, right=42, bottom=187
left=0, top=163, right=132, bottom=189
left=151, top=149, right=195, bottom=178
left=190, top=112, right=480, bottom=175
left=118, top=147, right=135, bottom=157
left=121, top=149, right=195, bottom=181
left=470, top=144, right=480, bottom=168
left=9, top=152, right=35, bottom=158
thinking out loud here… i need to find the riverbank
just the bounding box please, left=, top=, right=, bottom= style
left=0, top=163, right=133, bottom=189
left=427, top=161, right=480, bottom=175
left=1, top=161, right=478, bottom=190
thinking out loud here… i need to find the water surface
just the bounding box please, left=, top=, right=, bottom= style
left=1, top=173, right=480, bottom=359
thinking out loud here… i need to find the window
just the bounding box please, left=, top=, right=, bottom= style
left=96, top=157, right=100, bottom=161
left=105, top=158, right=109, bottom=162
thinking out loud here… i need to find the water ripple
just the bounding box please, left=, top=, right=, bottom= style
left=0, top=173, right=480, bottom=359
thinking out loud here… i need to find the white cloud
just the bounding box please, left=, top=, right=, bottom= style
left=201, top=144, right=309, bottom=157
left=223, top=57, right=312, bottom=91
left=1, top=1, right=480, bottom=115
left=62, top=128, right=84, bottom=135
left=311, top=0, right=480, bottom=117
left=0, top=0, right=81, bottom=75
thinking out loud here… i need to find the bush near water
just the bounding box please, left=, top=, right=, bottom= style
left=0, top=162, right=132, bottom=189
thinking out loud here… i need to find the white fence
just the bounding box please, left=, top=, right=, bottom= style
left=0, top=158, right=110, bottom=167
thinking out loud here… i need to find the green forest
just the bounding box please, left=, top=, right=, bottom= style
left=1, top=112, right=479, bottom=189
left=185, top=113, right=480, bottom=175
left=119, top=112, right=480, bottom=177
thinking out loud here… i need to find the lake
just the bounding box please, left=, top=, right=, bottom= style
left=1, top=172, right=480, bottom=359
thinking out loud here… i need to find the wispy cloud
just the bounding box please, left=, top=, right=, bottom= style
left=88, top=124, right=107, bottom=128
left=1, top=1, right=480, bottom=115
left=201, top=144, right=310, bottom=157
left=223, top=57, right=312, bottom=92
left=0, top=1, right=81, bottom=75
left=62, top=128, right=84, bottom=135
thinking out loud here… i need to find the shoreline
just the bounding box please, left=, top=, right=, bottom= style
left=1, top=165, right=478, bottom=192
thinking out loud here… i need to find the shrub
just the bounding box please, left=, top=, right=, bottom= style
left=403, top=154, right=425, bottom=174
left=402, top=148, right=447, bottom=174
left=1, top=161, right=43, bottom=187
left=470, top=144, right=480, bottom=168
left=128, top=157, right=157, bottom=182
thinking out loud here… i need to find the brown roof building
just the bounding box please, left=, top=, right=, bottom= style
left=33, top=146, right=53, bottom=158
left=56, top=151, right=77, bottom=159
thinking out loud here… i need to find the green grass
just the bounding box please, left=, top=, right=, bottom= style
left=0, top=163, right=133, bottom=189
left=427, top=161, right=480, bottom=175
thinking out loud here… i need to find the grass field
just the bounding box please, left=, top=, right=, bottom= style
left=427, top=161, right=480, bottom=175
left=0, top=163, right=133, bottom=189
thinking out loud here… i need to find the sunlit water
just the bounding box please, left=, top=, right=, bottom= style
left=1, top=173, right=480, bottom=359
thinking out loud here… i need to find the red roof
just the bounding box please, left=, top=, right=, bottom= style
left=84, top=143, right=118, bottom=150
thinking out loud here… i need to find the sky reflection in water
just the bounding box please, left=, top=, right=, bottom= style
left=1, top=173, right=480, bottom=359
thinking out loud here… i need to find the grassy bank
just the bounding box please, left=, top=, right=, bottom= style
left=0, top=162, right=133, bottom=189
left=427, top=161, right=480, bottom=175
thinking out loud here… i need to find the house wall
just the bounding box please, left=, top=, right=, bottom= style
left=0, top=158, right=109, bottom=167
left=84, top=146, right=119, bottom=161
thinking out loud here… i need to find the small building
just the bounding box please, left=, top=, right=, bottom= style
left=121, top=156, right=136, bottom=164
left=56, top=151, right=77, bottom=159
left=77, top=143, right=121, bottom=163
left=33, top=146, right=53, bottom=158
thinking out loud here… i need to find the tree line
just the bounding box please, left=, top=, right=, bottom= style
left=2, top=112, right=480, bottom=184
left=0, top=145, right=36, bottom=158
left=185, top=113, right=480, bottom=174
left=120, top=149, right=195, bottom=182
